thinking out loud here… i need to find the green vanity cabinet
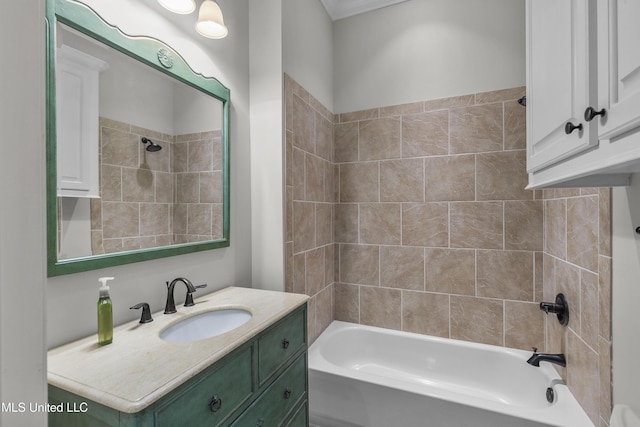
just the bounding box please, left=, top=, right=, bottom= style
left=49, top=304, right=308, bottom=427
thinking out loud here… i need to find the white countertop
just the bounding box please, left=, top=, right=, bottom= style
left=47, top=286, right=308, bottom=413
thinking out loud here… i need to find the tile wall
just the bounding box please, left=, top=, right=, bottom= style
left=284, top=75, right=336, bottom=344
left=543, top=187, right=612, bottom=426
left=283, top=75, right=612, bottom=425
left=89, top=117, right=223, bottom=254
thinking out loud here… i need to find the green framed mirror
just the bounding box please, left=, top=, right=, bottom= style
left=46, top=0, right=230, bottom=277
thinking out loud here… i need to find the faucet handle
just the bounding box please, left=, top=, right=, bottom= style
left=130, top=302, right=154, bottom=323
left=184, top=284, right=208, bottom=307
left=532, top=347, right=538, bottom=353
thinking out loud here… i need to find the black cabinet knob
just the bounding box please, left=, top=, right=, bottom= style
left=564, top=121, right=583, bottom=135
left=584, top=106, right=606, bottom=122
left=281, top=338, right=290, bottom=349
left=209, top=395, right=222, bottom=413
left=283, top=387, right=292, bottom=399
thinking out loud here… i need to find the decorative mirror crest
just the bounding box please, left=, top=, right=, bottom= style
left=46, top=0, right=231, bottom=276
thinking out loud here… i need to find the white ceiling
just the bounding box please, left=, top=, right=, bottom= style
left=320, top=0, right=410, bottom=21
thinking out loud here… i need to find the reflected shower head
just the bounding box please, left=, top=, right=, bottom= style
left=141, top=137, right=162, bottom=152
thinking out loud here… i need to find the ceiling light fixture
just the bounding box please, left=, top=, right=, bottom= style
left=157, top=0, right=196, bottom=15
left=195, top=0, right=228, bottom=39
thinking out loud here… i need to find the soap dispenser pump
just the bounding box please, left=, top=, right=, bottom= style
left=97, top=277, right=114, bottom=346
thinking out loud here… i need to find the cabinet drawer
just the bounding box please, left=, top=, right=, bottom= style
left=284, top=401, right=308, bottom=427
left=231, top=354, right=307, bottom=427
left=258, top=307, right=306, bottom=385
left=156, top=344, right=253, bottom=427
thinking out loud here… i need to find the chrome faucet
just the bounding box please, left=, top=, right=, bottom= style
left=526, top=347, right=566, bottom=367
left=164, top=277, right=197, bottom=314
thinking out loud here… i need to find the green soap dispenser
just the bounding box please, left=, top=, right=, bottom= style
left=97, top=277, right=114, bottom=346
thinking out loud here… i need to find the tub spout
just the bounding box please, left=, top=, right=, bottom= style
left=527, top=348, right=566, bottom=367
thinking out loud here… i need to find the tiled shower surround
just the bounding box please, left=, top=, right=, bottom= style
left=88, top=117, right=223, bottom=255
left=283, top=75, right=612, bottom=425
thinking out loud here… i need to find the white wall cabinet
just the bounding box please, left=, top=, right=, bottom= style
left=56, top=45, right=107, bottom=198
left=526, top=0, right=640, bottom=188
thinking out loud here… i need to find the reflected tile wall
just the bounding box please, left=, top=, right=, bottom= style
left=283, top=76, right=611, bottom=425
left=91, top=118, right=222, bottom=253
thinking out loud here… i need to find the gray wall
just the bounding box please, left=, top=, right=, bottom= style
left=333, top=0, right=526, bottom=113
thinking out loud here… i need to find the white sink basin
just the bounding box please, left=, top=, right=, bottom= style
left=160, top=309, right=252, bottom=343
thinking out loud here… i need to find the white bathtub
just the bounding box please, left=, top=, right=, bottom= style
left=308, top=321, right=594, bottom=427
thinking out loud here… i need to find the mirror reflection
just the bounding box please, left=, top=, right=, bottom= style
left=55, top=23, right=225, bottom=261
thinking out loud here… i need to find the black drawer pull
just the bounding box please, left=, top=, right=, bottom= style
left=564, top=121, right=583, bottom=135
left=281, top=338, right=290, bottom=349
left=209, top=395, right=222, bottom=413
left=283, top=387, right=292, bottom=399
left=584, top=106, right=606, bottom=122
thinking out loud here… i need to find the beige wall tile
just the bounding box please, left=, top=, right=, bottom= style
left=567, top=196, right=599, bottom=272
left=504, top=99, right=527, bottom=150
left=359, top=117, right=401, bottom=161
left=581, top=270, right=600, bottom=350
left=325, top=244, right=336, bottom=286
left=316, top=285, right=334, bottom=336
left=476, top=150, right=530, bottom=201
left=306, top=248, right=325, bottom=296
left=334, top=122, right=359, bottom=163
left=599, top=188, right=611, bottom=256
left=401, top=111, right=448, bottom=157
left=187, top=204, right=212, bottom=236
left=172, top=141, right=188, bottom=173
left=293, top=201, right=316, bottom=252
left=599, top=338, right=612, bottom=423
left=424, top=155, right=475, bottom=202
left=380, top=102, right=424, bottom=117
left=316, top=111, right=333, bottom=162
left=339, top=163, right=379, bottom=202
left=293, top=94, right=315, bottom=153
left=188, top=139, right=213, bottom=172
left=450, top=103, right=503, bottom=154
left=292, top=148, right=305, bottom=201
left=477, top=250, right=534, bottom=301
left=555, top=260, right=581, bottom=334
left=176, top=173, right=199, bottom=203
left=598, top=256, right=611, bottom=341
left=424, top=94, right=474, bottom=111
left=339, top=244, right=379, bottom=286
left=340, top=108, right=378, bottom=123
left=305, top=154, right=325, bottom=202
left=140, top=203, right=170, bottom=236
left=450, top=296, right=503, bottom=346
left=102, top=202, right=139, bottom=238
left=360, top=286, right=401, bottom=330
left=425, top=248, right=475, bottom=295
left=123, top=168, right=155, bottom=203
left=380, top=246, right=425, bottom=290
left=101, top=127, right=138, bottom=168
left=402, top=203, right=449, bottom=247
left=475, top=87, right=525, bottom=104
left=334, top=203, right=358, bottom=243
left=505, top=200, right=543, bottom=251
left=380, top=159, right=424, bottom=202
left=334, top=283, right=359, bottom=323
left=156, top=171, right=175, bottom=204
left=567, top=331, right=600, bottom=424
left=505, top=301, right=544, bottom=351
left=360, top=203, right=401, bottom=245
left=402, top=291, right=449, bottom=337
left=316, top=203, right=333, bottom=246
left=173, top=204, right=187, bottom=235
left=101, top=165, right=122, bottom=202
left=544, top=199, right=567, bottom=260
left=450, top=201, right=503, bottom=249
left=293, top=252, right=305, bottom=295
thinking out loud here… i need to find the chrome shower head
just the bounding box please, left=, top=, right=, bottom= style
left=141, top=137, right=162, bottom=152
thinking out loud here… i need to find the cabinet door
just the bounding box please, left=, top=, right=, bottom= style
left=526, top=0, right=598, bottom=173
left=597, top=0, right=640, bottom=140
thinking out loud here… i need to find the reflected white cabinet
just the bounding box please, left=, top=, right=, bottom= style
left=526, top=0, right=640, bottom=188
left=56, top=45, right=107, bottom=198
